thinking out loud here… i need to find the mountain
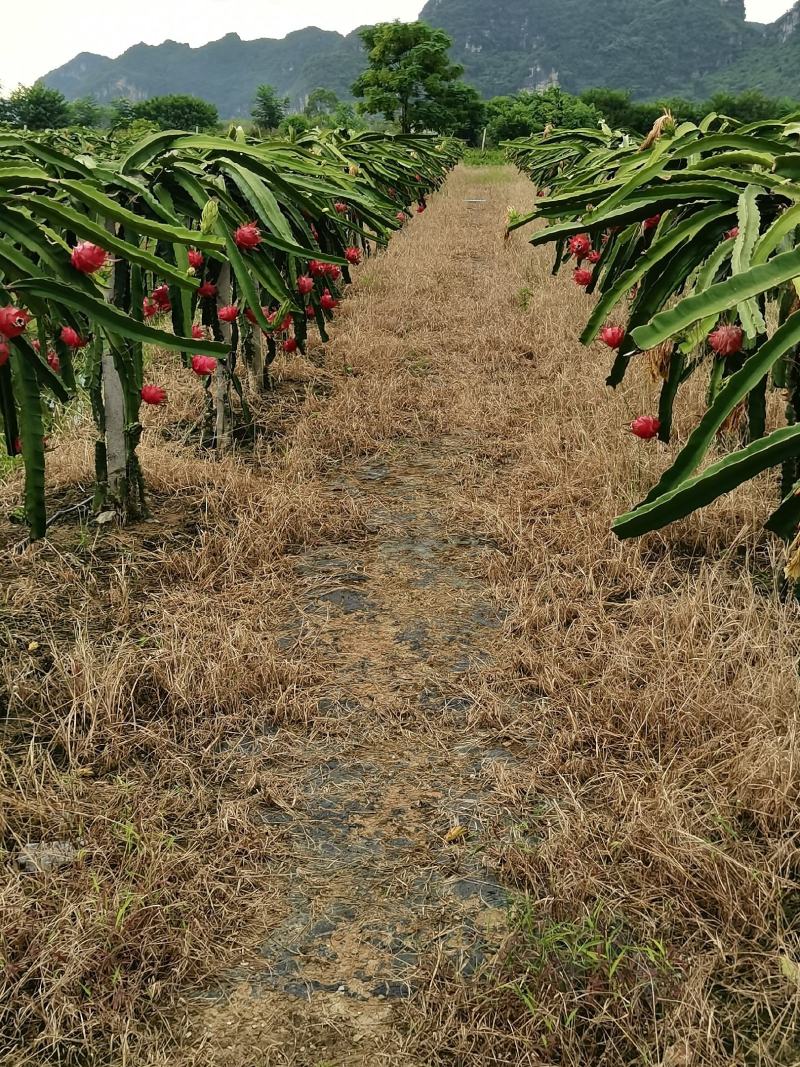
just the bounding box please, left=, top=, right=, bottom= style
left=41, top=1, right=800, bottom=115
left=704, top=2, right=800, bottom=96
left=419, top=0, right=767, bottom=98
left=44, top=28, right=366, bottom=117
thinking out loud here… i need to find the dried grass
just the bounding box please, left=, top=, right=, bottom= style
left=0, top=164, right=798, bottom=1066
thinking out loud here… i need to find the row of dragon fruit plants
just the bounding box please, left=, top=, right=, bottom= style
left=0, top=126, right=460, bottom=538
left=506, top=110, right=800, bottom=584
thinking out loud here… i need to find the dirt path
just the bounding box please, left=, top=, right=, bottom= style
left=175, top=168, right=537, bottom=1066
left=188, top=454, right=515, bottom=1064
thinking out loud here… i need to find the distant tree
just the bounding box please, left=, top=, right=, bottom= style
left=578, top=88, right=642, bottom=131
left=352, top=21, right=465, bottom=134
left=577, top=87, right=800, bottom=135
left=110, top=117, right=160, bottom=146
left=6, top=83, right=70, bottom=129
left=428, top=81, right=485, bottom=142
left=134, top=94, right=218, bottom=131
left=304, top=88, right=340, bottom=120
left=252, top=84, right=289, bottom=130
left=331, top=100, right=366, bottom=130
left=278, top=113, right=312, bottom=139
left=707, top=89, right=797, bottom=123
left=109, top=98, right=136, bottom=127
left=486, top=88, right=600, bottom=144
left=69, top=96, right=104, bottom=128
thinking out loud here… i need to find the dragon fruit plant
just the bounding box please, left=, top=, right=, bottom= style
left=0, top=127, right=458, bottom=539
left=507, top=113, right=800, bottom=581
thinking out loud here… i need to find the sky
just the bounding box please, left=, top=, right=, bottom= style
left=4, top=0, right=796, bottom=92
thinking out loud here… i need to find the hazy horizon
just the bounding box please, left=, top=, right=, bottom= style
left=6, top=0, right=796, bottom=93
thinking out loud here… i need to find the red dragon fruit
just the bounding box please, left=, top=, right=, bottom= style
left=234, top=223, right=262, bottom=249
left=60, top=325, right=86, bottom=349
left=568, top=234, right=592, bottom=261
left=599, top=325, right=626, bottom=350
left=631, top=415, right=661, bottom=440
left=708, top=323, right=744, bottom=357
left=191, top=355, right=217, bottom=376
left=70, top=242, right=108, bottom=274
left=0, top=306, right=30, bottom=339
left=141, top=384, right=167, bottom=405
left=573, top=268, right=593, bottom=288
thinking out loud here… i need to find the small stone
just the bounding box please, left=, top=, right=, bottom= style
left=17, top=840, right=79, bottom=873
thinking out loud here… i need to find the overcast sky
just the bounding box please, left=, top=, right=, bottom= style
left=4, top=0, right=796, bottom=92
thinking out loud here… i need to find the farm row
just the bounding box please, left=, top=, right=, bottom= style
left=507, top=111, right=800, bottom=583
left=0, top=127, right=459, bottom=538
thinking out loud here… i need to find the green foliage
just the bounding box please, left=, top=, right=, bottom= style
left=68, top=97, right=106, bottom=128
left=304, top=89, right=340, bottom=120
left=4, top=83, right=70, bottom=130
left=278, top=114, right=313, bottom=139
left=352, top=21, right=468, bottom=135
left=508, top=114, right=800, bottom=567
left=580, top=88, right=800, bottom=135
left=461, top=148, right=506, bottom=167
left=486, top=88, right=600, bottom=145
left=133, top=94, right=218, bottom=132
left=109, top=99, right=136, bottom=127
left=427, top=81, right=485, bottom=142
left=251, top=85, right=289, bottom=131
left=330, top=102, right=366, bottom=130
left=301, top=93, right=366, bottom=132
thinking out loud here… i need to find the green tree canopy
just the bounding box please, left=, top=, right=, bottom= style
left=425, top=81, right=485, bottom=141
left=486, top=88, right=600, bottom=144
left=706, top=88, right=800, bottom=123
left=330, top=101, right=364, bottom=129
left=252, top=84, right=289, bottom=130
left=352, top=21, right=466, bottom=135
left=5, top=83, right=70, bottom=130
left=109, top=98, right=136, bottom=128
left=304, top=88, right=340, bottom=120
left=278, top=113, right=313, bottom=139
left=69, top=97, right=105, bottom=128
left=577, top=87, right=800, bottom=135
left=133, top=94, right=218, bottom=131
left=302, top=91, right=366, bottom=132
